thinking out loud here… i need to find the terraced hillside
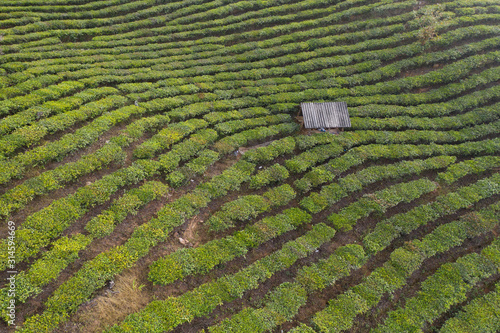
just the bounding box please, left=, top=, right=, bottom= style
left=0, top=0, right=499, bottom=332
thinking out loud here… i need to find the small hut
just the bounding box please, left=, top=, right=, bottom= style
left=297, top=101, right=350, bottom=133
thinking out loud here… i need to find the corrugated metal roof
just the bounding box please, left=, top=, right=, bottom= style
left=300, top=102, right=350, bottom=129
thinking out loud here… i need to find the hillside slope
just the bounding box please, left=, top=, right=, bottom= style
left=0, top=0, right=499, bottom=332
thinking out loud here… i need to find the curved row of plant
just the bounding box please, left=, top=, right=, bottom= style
left=371, top=235, right=500, bottom=333
left=439, top=281, right=500, bottom=332
left=0, top=0, right=416, bottom=55
left=0, top=18, right=496, bottom=150
left=0, top=122, right=298, bottom=323
left=312, top=201, right=500, bottom=333
left=108, top=172, right=500, bottom=332
left=1, top=4, right=491, bottom=98
left=148, top=178, right=437, bottom=286
left=0, top=113, right=169, bottom=219
left=208, top=201, right=500, bottom=333
left=3, top=121, right=299, bottom=328
left=15, top=159, right=255, bottom=332
left=0, top=180, right=169, bottom=322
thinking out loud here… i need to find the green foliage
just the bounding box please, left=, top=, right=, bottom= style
left=242, top=136, right=296, bottom=163
left=207, top=195, right=270, bottom=232
left=183, top=149, right=220, bottom=175
left=112, top=223, right=334, bottom=332
left=300, top=156, right=452, bottom=215
left=150, top=207, right=311, bottom=285
left=437, top=155, right=500, bottom=184
left=210, top=282, right=307, bottom=333
left=297, top=244, right=367, bottom=293
left=133, top=118, right=206, bottom=159
left=364, top=173, right=500, bottom=254
left=249, top=163, right=289, bottom=189
left=263, top=184, right=296, bottom=206
left=374, top=251, right=498, bottom=333
left=289, top=324, right=317, bottom=333
left=0, top=104, right=152, bottom=184
left=85, top=181, right=168, bottom=238
left=0, top=233, right=91, bottom=321
left=213, top=122, right=298, bottom=155
left=440, top=282, right=500, bottom=333
left=7, top=1, right=500, bottom=332
left=314, top=291, right=369, bottom=333
left=312, top=201, right=500, bottom=333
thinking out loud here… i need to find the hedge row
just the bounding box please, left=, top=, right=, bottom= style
left=249, top=163, right=290, bottom=189
left=168, top=97, right=258, bottom=122
left=364, top=172, right=500, bottom=254
left=300, top=156, right=456, bottom=215
left=351, top=102, right=500, bottom=131
left=0, top=4, right=413, bottom=75
left=373, top=238, right=500, bottom=333
left=0, top=103, right=151, bottom=184
left=257, top=60, right=500, bottom=110
left=214, top=114, right=292, bottom=136
left=0, top=94, right=128, bottom=158
left=0, top=8, right=492, bottom=114
left=133, top=118, right=206, bottom=159
left=0, top=0, right=408, bottom=55
left=64, top=23, right=500, bottom=94
left=0, top=1, right=404, bottom=80
left=149, top=205, right=308, bottom=285
left=285, top=142, right=345, bottom=174
left=287, top=117, right=500, bottom=176
left=331, top=131, right=500, bottom=171
left=315, top=139, right=454, bottom=185
left=208, top=244, right=368, bottom=333
left=167, top=149, right=221, bottom=188
left=440, top=282, right=500, bottom=333
left=130, top=24, right=496, bottom=100
left=207, top=184, right=296, bottom=232
left=2, top=0, right=377, bottom=43
left=312, top=202, right=500, bottom=333
left=84, top=181, right=170, bottom=238
left=17, top=160, right=257, bottom=332
left=328, top=178, right=438, bottom=231
left=64, top=24, right=403, bottom=83
left=17, top=21, right=491, bottom=109
left=106, top=223, right=336, bottom=333
left=0, top=234, right=92, bottom=323
left=0, top=0, right=207, bottom=45
left=0, top=114, right=169, bottom=219
left=241, top=136, right=296, bottom=164
left=437, top=155, right=500, bottom=185
left=213, top=122, right=299, bottom=155
left=296, top=129, right=500, bottom=193
left=0, top=181, right=169, bottom=323
left=0, top=155, right=163, bottom=270
left=342, top=65, right=500, bottom=107
left=0, top=0, right=198, bottom=35
left=0, top=86, right=118, bottom=135
left=7, top=11, right=491, bottom=103
left=159, top=128, right=219, bottom=174
left=289, top=325, right=317, bottom=333
left=203, top=107, right=271, bottom=125
left=0, top=80, right=83, bottom=114
left=227, top=29, right=498, bottom=99
left=0, top=142, right=124, bottom=219
left=349, top=84, right=500, bottom=118
left=97, top=0, right=444, bottom=50
left=0, top=0, right=135, bottom=12
left=1, top=18, right=490, bottom=134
